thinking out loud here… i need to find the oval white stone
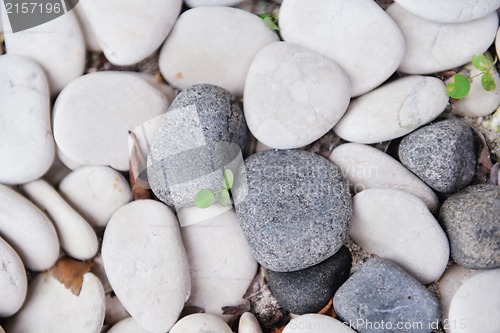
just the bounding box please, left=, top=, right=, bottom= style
left=102, top=200, right=190, bottom=333
left=186, top=0, right=244, bottom=6
left=80, top=0, right=182, bottom=65
left=74, top=3, right=101, bottom=52
left=244, top=42, right=351, bottom=149
left=107, top=317, right=147, bottom=333
left=497, top=28, right=500, bottom=60
left=169, top=313, right=233, bottom=333
left=178, top=206, right=257, bottom=320
left=0, top=55, right=55, bottom=185
left=387, top=4, right=499, bottom=74
left=283, top=314, right=356, bottom=333
left=279, top=0, right=405, bottom=97
left=351, top=188, right=450, bottom=284
left=329, top=143, right=439, bottom=212
left=394, top=0, right=500, bottom=23
left=0, top=184, right=59, bottom=271
left=159, top=6, right=279, bottom=96
left=334, top=76, right=448, bottom=144
left=239, top=312, right=263, bottom=333
left=59, top=166, right=132, bottom=228
left=0, top=237, right=27, bottom=317
left=53, top=72, right=168, bottom=171
left=4, top=272, right=105, bottom=333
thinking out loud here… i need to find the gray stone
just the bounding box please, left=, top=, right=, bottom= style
left=439, top=184, right=500, bottom=269
left=148, top=84, right=248, bottom=208
left=399, top=119, right=476, bottom=194
left=234, top=149, right=352, bottom=272
left=334, top=258, right=441, bottom=333
left=268, top=246, right=352, bottom=314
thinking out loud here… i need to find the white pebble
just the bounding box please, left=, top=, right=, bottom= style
left=0, top=237, right=27, bottom=318
left=497, top=28, right=500, bottom=60
left=74, top=3, right=102, bottom=52
left=185, top=0, right=245, bottom=7
left=283, top=314, right=356, bottom=333
left=107, top=317, right=147, bottom=333
left=169, top=313, right=233, bottom=333
left=239, top=312, right=263, bottom=333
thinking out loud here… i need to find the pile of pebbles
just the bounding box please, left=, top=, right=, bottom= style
left=1, top=0, right=500, bottom=332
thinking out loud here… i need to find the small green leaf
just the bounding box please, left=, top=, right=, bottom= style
left=446, top=74, right=471, bottom=99
left=472, top=54, right=491, bottom=71
left=194, top=189, right=215, bottom=208
left=259, top=13, right=279, bottom=32
left=218, top=189, right=231, bottom=206
left=481, top=72, right=497, bottom=91
left=223, top=169, right=234, bottom=190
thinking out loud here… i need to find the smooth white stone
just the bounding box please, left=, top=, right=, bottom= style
left=283, top=314, right=356, bottom=333
left=448, top=269, right=500, bottom=333
left=279, top=0, right=405, bottom=97
left=497, top=28, right=500, bottom=60
left=107, top=317, right=147, bottom=333
left=105, top=294, right=130, bottom=327
left=170, top=313, right=233, bottom=333
left=0, top=184, right=59, bottom=271
left=5, top=272, right=105, bottom=333
left=0, top=325, right=4, bottom=333
left=394, top=0, right=500, bottom=23
left=334, top=76, right=448, bottom=144
left=0, top=55, right=55, bottom=185
left=186, top=0, right=245, bottom=7
left=43, top=156, right=72, bottom=187
left=74, top=3, right=102, bottom=52
left=53, top=72, right=168, bottom=171
left=452, top=62, right=500, bottom=117
left=102, top=200, right=190, bottom=333
left=1, top=9, right=85, bottom=95
left=244, top=42, right=351, bottom=149
left=159, top=6, right=279, bottom=96
left=21, top=179, right=98, bottom=261
left=0, top=237, right=27, bottom=317
left=329, top=143, right=439, bottom=212
left=387, top=4, right=499, bottom=74
left=133, top=73, right=176, bottom=103
left=351, top=188, right=449, bottom=284
left=59, top=166, right=132, bottom=228
left=57, top=148, right=83, bottom=170
left=178, top=206, right=257, bottom=320
left=239, top=312, right=263, bottom=333
left=80, top=0, right=182, bottom=65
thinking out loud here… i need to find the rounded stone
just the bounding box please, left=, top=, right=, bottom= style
left=244, top=42, right=351, bottom=149
left=439, top=184, right=500, bottom=269
left=239, top=312, right=263, bottom=333
left=234, top=149, right=352, bottom=272
left=186, top=0, right=245, bottom=6
left=283, top=314, right=356, bottom=333
left=73, top=4, right=101, bottom=52
left=159, top=6, right=279, bottom=96
left=399, top=118, right=476, bottom=194
left=279, top=0, right=405, bottom=97
left=107, top=317, right=147, bottom=333
left=169, top=313, right=233, bottom=333
left=0, top=237, right=27, bottom=317
left=334, top=75, right=448, bottom=144
left=268, top=246, right=352, bottom=314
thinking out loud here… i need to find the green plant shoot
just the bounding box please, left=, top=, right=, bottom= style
left=194, top=169, right=234, bottom=209
left=447, top=53, right=497, bottom=99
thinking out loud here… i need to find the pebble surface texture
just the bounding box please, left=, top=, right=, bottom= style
left=268, top=246, right=352, bottom=314
left=399, top=119, right=476, bottom=194
left=334, top=258, right=441, bottom=333
left=0, top=237, right=27, bottom=317
left=235, top=149, right=352, bottom=272
left=439, top=184, right=500, bottom=269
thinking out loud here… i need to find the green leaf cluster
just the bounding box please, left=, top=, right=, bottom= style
left=446, top=54, right=497, bottom=99
left=194, top=169, right=234, bottom=209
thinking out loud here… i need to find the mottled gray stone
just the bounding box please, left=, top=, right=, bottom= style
left=268, top=246, right=352, bottom=314
left=334, top=258, right=441, bottom=333
left=147, top=84, right=248, bottom=207
left=399, top=119, right=476, bottom=194
left=439, top=184, right=500, bottom=269
left=234, top=149, right=352, bottom=272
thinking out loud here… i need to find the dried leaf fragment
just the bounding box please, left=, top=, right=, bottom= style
left=49, top=257, right=93, bottom=296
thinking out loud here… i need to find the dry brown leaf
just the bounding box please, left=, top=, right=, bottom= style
left=318, top=298, right=337, bottom=318
left=49, top=257, right=93, bottom=296
left=271, top=327, right=285, bottom=333
left=222, top=302, right=251, bottom=316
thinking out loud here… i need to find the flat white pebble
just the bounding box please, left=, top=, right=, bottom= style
left=1, top=10, right=85, bottom=95
left=185, top=0, right=245, bottom=7
left=0, top=55, right=55, bottom=185
left=159, top=6, right=279, bottom=96
left=0, top=237, right=27, bottom=318
left=4, top=272, right=105, bottom=333
left=80, top=0, right=182, bottom=65
left=59, top=166, right=132, bottom=228
left=102, top=200, right=190, bottom=333
left=283, top=314, right=356, bottom=333
left=74, top=3, right=102, bottom=52
left=387, top=4, right=499, bottom=74
left=350, top=188, right=449, bottom=284
left=53, top=72, right=168, bottom=171
left=279, top=0, right=405, bottom=97
left=244, top=42, right=351, bottom=149
left=239, top=312, right=263, bottom=333
left=329, top=143, right=439, bottom=212
left=0, top=184, right=59, bottom=271
left=107, top=317, right=147, bottom=333
left=169, top=313, right=233, bottom=333
left=21, top=179, right=98, bottom=261
left=334, top=76, right=448, bottom=144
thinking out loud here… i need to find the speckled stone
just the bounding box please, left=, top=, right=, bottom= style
left=334, top=258, right=441, bottom=333
left=439, top=185, right=500, bottom=270
left=399, top=119, right=476, bottom=194
left=147, top=84, right=247, bottom=208
left=234, top=149, right=352, bottom=272
left=268, top=246, right=352, bottom=314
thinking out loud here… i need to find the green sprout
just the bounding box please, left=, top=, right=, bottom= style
left=446, top=54, right=497, bottom=99
left=194, top=169, right=234, bottom=209
left=259, top=13, right=280, bottom=33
